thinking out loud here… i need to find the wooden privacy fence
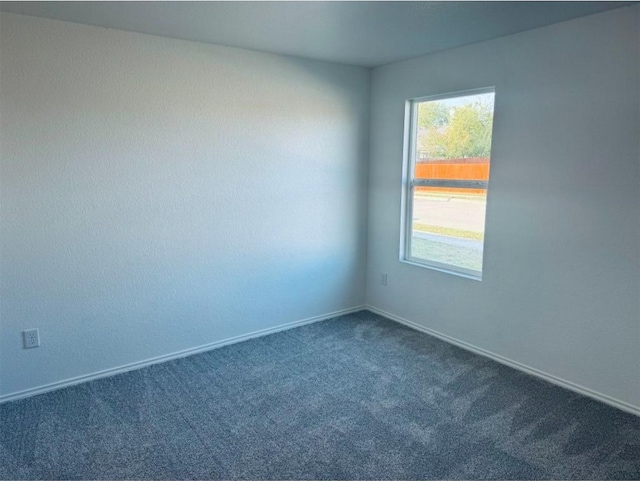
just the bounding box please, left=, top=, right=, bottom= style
left=414, top=157, right=490, bottom=195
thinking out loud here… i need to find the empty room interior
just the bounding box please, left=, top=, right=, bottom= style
left=0, top=1, right=639, bottom=479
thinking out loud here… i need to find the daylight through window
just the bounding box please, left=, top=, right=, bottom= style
left=402, top=88, right=495, bottom=279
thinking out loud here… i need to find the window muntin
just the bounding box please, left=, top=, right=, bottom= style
left=402, top=88, right=495, bottom=280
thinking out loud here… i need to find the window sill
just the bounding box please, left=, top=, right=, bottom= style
left=400, top=258, right=482, bottom=282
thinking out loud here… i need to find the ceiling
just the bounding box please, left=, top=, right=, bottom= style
left=0, top=1, right=633, bottom=67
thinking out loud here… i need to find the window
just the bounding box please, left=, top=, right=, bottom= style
left=401, top=88, right=495, bottom=280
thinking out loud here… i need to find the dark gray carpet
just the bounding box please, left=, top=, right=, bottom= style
left=1, top=311, right=639, bottom=479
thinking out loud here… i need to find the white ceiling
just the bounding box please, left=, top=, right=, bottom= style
left=0, top=1, right=633, bottom=67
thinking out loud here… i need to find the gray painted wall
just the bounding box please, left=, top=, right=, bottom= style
left=1, top=6, right=638, bottom=412
left=0, top=13, right=370, bottom=397
left=366, top=5, right=640, bottom=410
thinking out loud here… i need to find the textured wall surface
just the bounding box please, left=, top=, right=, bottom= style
left=1, top=6, right=638, bottom=412
left=366, top=6, right=640, bottom=410
left=0, top=13, right=370, bottom=396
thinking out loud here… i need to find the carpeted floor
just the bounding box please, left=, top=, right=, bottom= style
left=1, top=310, right=639, bottom=479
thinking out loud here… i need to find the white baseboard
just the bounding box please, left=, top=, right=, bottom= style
left=4, top=304, right=637, bottom=417
left=0, top=305, right=366, bottom=404
left=367, top=305, right=640, bottom=417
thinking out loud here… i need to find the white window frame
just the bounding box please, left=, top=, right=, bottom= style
left=400, top=87, right=495, bottom=281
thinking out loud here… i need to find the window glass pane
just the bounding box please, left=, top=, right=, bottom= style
left=414, top=92, right=494, bottom=182
left=410, top=189, right=487, bottom=273
left=404, top=89, right=495, bottom=278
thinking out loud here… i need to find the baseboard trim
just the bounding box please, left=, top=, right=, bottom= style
left=0, top=305, right=366, bottom=404
left=366, top=305, right=640, bottom=417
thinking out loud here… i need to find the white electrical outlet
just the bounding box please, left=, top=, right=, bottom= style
left=381, top=273, right=388, bottom=286
left=23, top=329, right=40, bottom=349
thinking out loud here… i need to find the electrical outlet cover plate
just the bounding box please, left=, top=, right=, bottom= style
left=23, top=329, right=40, bottom=349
